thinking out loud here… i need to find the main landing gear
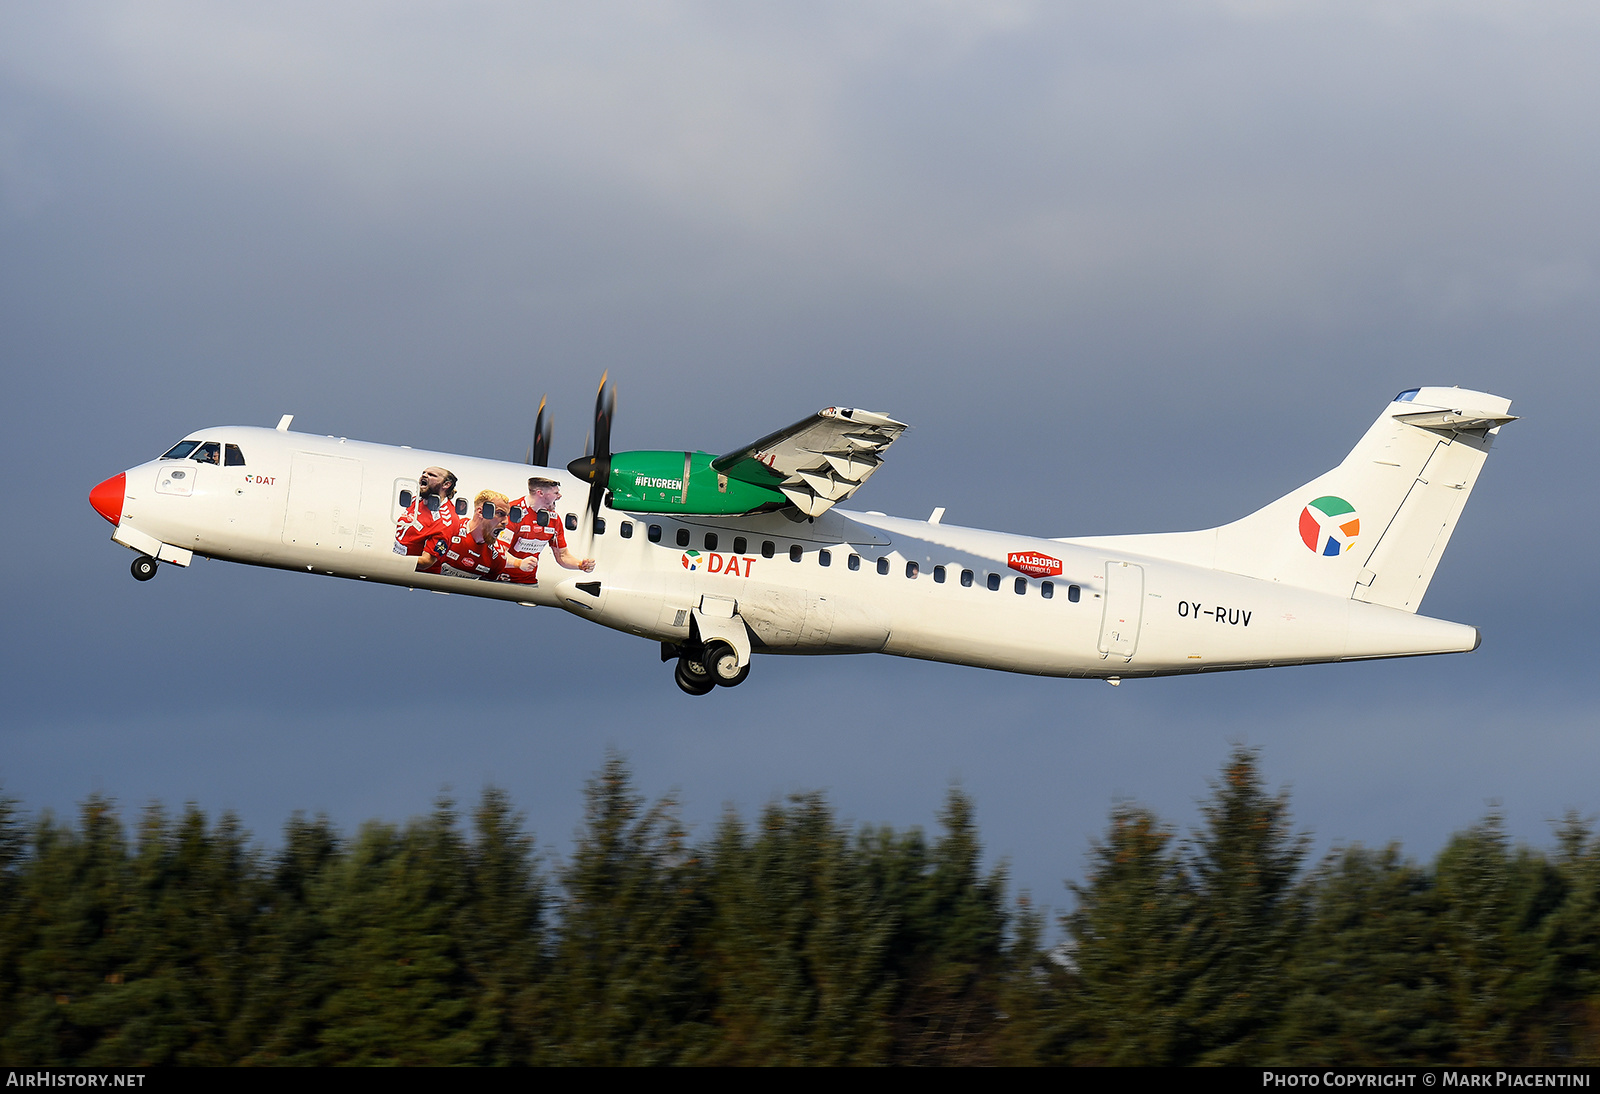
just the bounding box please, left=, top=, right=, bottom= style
left=131, top=555, right=158, bottom=582
left=665, top=640, right=750, bottom=696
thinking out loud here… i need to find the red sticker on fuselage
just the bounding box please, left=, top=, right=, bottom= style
left=1008, top=551, right=1062, bottom=579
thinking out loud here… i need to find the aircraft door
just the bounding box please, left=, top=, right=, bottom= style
left=281, top=452, right=365, bottom=552
left=1098, top=561, right=1144, bottom=660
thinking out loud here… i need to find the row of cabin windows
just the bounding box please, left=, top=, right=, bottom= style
left=622, top=522, right=1082, bottom=602
left=160, top=440, right=246, bottom=466
left=386, top=500, right=1086, bottom=604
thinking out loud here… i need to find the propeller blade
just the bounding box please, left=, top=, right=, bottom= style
left=593, top=371, right=614, bottom=464
left=528, top=396, right=550, bottom=467
left=566, top=374, right=616, bottom=519
left=564, top=373, right=617, bottom=555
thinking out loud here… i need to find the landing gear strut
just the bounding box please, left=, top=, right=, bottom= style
left=131, top=555, right=158, bottom=582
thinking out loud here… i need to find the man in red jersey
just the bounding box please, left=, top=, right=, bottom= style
left=499, top=477, right=595, bottom=585
left=394, top=466, right=460, bottom=573
left=419, top=489, right=512, bottom=580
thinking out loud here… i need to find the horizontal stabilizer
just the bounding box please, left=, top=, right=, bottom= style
left=1394, top=409, right=1519, bottom=434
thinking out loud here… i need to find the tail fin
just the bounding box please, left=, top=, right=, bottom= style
left=1069, top=388, right=1515, bottom=612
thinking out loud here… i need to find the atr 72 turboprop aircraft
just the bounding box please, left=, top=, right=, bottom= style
left=89, top=383, right=1514, bottom=695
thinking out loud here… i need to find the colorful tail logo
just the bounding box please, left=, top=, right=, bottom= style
left=1299, top=496, right=1360, bottom=556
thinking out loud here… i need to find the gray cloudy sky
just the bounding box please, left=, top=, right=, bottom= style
left=4, top=2, right=1598, bottom=910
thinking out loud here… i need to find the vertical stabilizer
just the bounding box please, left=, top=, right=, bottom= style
left=1066, top=388, right=1514, bottom=612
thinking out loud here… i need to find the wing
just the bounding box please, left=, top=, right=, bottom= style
left=713, top=407, right=908, bottom=518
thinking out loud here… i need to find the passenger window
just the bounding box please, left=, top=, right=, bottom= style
left=705, top=533, right=718, bottom=551
left=819, top=549, right=831, bottom=567
left=762, top=541, right=775, bottom=558
left=1068, top=584, right=1081, bottom=603
left=224, top=444, right=246, bottom=467
left=905, top=561, right=919, bottom=579
left=876, top=557, right=889, bottom=575
left=566, top=513, right=578, bottom=531
left=594, top=517, right=606, bottom=535
left=848, top=554, right=861, bottom=571
left=648, top=524, right=662, bottom=543
left=676, top=528, right=690, bottom=547
left=192, top=441, right=221, bottom=465
left=621, top=521, right=634, bottom=539
left=160, top=440, right=201, bottom=461
left=789, top=544, right=802, bottom=562
left=1041, top=581, right=1054, bottom=599
left=960, top=569, right=974, bottom=587
left=733, top=537, right=747, bottom=554
left=455, top=498, right=468, bottom=517
left=1014, top=577, right=1027, bottom=595
left=986, top=573, right=1000, bottom=591
left=399, top=489, right=414, bottom=509
left=933, top=565, right=946, bottom=584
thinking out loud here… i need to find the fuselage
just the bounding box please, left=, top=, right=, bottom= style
left=91, top=424, right=1479, bottom=681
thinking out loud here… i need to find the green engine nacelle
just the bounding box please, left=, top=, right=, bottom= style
left=606, top=450, right=787, bottom=515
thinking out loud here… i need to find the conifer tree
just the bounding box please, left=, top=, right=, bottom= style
left=0, top=798, right=132, bottom=1065
left=1433, top=816, right=1562, bottom=1064
left=1542, top=814, right=1600, bottom=1064
left=313, top=801, right=484, bottom=1065
left=461, top=787, right=547, bottom=1064
left=1184, top=748, right=1307, bottom=1064
left=85, top=805, right=259, bottom=1065
left=883, top=790, right=1010, bottom=1064
left=544, top=754, right=711, bottom=1065
left=701, top=793, right=893, bottom=1064
left=1066, top=803, right=1196, bottom=1065
left=1273, top=845, right=1449, bottom=1064
left=235, top=813, right=340, bottom=1064
left=0, top=792, right=25, bottom=1058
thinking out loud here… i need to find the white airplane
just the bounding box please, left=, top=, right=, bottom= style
left=89, top=384, right=1514, bottom=695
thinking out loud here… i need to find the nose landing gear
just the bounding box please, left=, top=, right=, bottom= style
left=131, top=555, right=158, bottom=582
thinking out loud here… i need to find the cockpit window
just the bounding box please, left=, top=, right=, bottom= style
left=224, top=444, right=246, bottom=466
left=161, top=440, right=202, bottom=461
left=192, top=441, right=222, bottom=465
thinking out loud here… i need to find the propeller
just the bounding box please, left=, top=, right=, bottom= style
left=526, top=395, right=551, bottom=466
left=567, top=373, right=615, bottom=543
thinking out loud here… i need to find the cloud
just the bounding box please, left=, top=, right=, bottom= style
left=4, top=0, right=1598, bottom=331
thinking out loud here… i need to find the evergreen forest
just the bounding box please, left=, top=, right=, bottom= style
left=2, top=748, right=1599, bottom=1066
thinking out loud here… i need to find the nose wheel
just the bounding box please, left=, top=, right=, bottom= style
left=131, top=555, right=158, bottom=582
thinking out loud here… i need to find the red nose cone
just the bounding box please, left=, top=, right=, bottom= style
left=90, top=473, right=126, bottom=525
